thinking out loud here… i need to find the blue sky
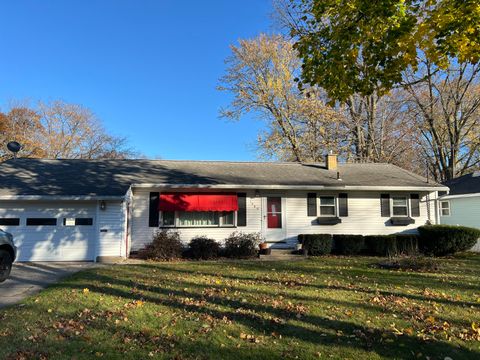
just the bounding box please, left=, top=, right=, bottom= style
left=0, top=0, right=273, bottom=160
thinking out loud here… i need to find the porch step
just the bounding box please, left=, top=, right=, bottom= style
left=259, top=248, right=305, bottom=261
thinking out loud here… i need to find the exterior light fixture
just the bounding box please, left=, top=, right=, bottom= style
left=100, top=201, right=106, bottom=211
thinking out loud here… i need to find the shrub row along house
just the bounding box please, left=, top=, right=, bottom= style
left=0, top=155, right=447, bottom=262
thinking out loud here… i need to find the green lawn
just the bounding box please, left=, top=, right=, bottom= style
left=1, top=255, right=480, bottom=360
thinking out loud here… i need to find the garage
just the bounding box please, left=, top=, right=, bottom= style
left=0, top=201, right=97, bottom=261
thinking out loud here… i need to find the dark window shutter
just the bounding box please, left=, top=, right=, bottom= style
left=380, top=194, right=390, bottom=217
left=410, top=194, right=420, bottom=217
left=338, top=193, right=348, bottom=217
left=149, top=192, right=160, bottom=227
left=307, top=193, right=317, bottom=216
left=237, top=193, right=247, bottom=226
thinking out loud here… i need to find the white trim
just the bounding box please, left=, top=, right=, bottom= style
left=132, top=183, right=447, bottom=191
left=318, top=194, right=337, bottom=217
left=440, top=192, right=480, bottom=200
left=391, top=196, right=409, bottom=217
left=440, top=200, right=451, bottom=217
left=93, top=201, right=100, bottom=263
left=262, top=194, right=287, bottom=244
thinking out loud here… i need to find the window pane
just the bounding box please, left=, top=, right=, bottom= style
left=0, top=218, right=20, bottom=226
left=392, top=197, right=407, bottom=206
left=320, top=197, right=335, bottom=206
left=267, top=197, right=282, bottom=213
left=392, top=207, right=408, bottom=216
left=162, top=211, right=175, bottom=226
left=441, top=201, right=449, bottom=210
left=63, top=218, right=93, bottom=226
left=178, top=212, right=219, bottom=226
left=320, top=206, right=336, bottom=216
left=441, top=209, right=450, bottom=216
left=222, top=211, right=234, bottom=225
left=26, top=218, right=57, bottom=226
left=75, top=218, right=93, bottom=226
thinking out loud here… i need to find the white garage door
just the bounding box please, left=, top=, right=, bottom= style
left=0, top=201, right=97, bottom=261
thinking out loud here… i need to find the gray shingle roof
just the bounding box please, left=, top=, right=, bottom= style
left=0, top=158, right=444, bottom=197
left=443, top=171, right=480, bottom=196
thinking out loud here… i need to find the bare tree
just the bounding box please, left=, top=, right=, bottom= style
left=403, top=61, right=480, bottom=181
left=1, top=100, right=138, bottom=160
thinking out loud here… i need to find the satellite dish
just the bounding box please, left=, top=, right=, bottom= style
left=6, top=141, right=22, bottom=159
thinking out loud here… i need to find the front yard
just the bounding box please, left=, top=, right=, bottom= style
left=1, top=255, right=479, bottom=359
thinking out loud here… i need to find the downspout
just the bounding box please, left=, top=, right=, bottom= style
left=124, top=186, right=133, bottom=258
left=125, top=204, right=130, bottom=258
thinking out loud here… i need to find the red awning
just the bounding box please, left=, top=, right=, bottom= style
left=158, top=193, right=238, bottom=212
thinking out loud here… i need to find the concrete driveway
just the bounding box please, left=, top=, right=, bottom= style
left=0, top=262, right=96, bottom=308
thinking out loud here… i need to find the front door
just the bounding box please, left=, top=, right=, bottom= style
left=263, top=196, right=287, bottom=247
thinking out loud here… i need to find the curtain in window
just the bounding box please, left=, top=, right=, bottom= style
left=178, top=212, right=219, bottom=226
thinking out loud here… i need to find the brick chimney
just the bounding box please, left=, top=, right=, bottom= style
left=325, top=152, right=337, bottom=171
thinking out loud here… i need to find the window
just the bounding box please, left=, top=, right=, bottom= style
left=161, top=211, right=235, bottom=227
left=178, top=211, right=219, bottom=226
left=319, top=196, right=336, bottom=216
left=0, top=218, right=20, bottom=226
left=440, top=201, right=450, bottom=216
left=26, top=218, right=57, bottom=226
left=392, top=197, right=408, bottom=216
left=63, top=218, right=93, bottom=226
left=161, top=211, right=175, bottom=226
left=222, top=211, right=235, bottom=226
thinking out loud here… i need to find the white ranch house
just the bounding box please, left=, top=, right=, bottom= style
left=0, top=156, right=447, bottom=262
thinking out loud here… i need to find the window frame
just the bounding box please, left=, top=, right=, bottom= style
left=318, top=195, right=337, bottom=217
left=390, top=196, right=409, bottom=217
left=63, top=218, right=94, bottom=226
left=26, top=218, right=57, bottom=226
left=440, top=200, right=451, bottom=216
left=160, top=211, right=237, bottom=228
left=0, top=218, right=20, bottom=226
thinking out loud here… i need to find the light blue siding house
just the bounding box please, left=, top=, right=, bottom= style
left=440, top=171, right=480, bottom=251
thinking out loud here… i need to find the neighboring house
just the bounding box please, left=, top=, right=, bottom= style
left=440, top=171, right=480, bottom=251
left=0, top=155, right=447, bottom=262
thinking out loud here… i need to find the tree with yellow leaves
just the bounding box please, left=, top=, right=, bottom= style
left=218, top=34, right=348, bottom=162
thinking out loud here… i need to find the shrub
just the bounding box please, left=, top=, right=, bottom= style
left=418, top=225, right=480, bottom=256
left=365, top=235, right=394, bottom=256
left=224, top=232, right=262, bottom=258
left=333, top=235, right=364, bottom=255
left=300, top=234, right=332, bottom=256
left=395, top=234, right=420, bottom=255
left=365, top=234, right=419, bottom=257
left=187, top=236, right=220, bottom=260
left=137, top=230, right=183, bottom=260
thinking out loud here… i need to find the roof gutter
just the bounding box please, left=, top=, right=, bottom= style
left=131, top=183, right=448, bottom=192
left=439, top=192, right=480, bottom=200
left=0, top=195, right=126, bottom=201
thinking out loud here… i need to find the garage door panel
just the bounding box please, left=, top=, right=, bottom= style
left=0, top=202, right=97, bottom=262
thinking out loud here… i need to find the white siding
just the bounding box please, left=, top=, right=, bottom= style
left=130, top=188, right=438, bottom=251
left=96, top=200, right=127, bottom=258
left=285, top=191, right=434, bottom=242
left=130, top=189, right=262, bottom=250
left=440, top=196, right=480, bottom=252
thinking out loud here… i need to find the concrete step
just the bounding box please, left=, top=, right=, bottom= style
left=259, top=248, right=305, bottom=260
left=269, top=249, right=296, bottom=255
